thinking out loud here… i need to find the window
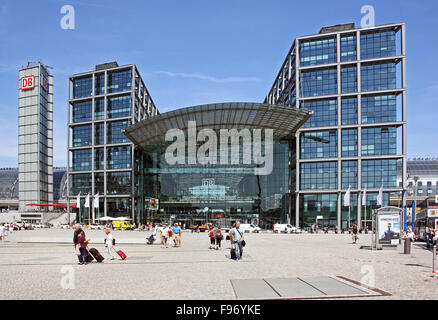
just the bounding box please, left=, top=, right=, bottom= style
left=340, top=34, right=357, bottom=62
left=341, top=97, right=357, bottom=125
left=106, top=197, right=131, bottom=216
left=72, top=149, right=92, bottom=171
left=107, top=95, right=131, bottom=119
left=94, top=73, right=105, bottom=96
left=301, top=130, right=337, bottom=159
left=341, top=66, right=357, bottom=93
left=107, top=172, right=131, bottom=195
left=94, top=123, right=104, bottom=145
left=300, top=162, right=337, bottom=190
left=94, top=148, right=104, bottom=170
left=71, top=173, right=91, bottom=195
left=301, top=194, right=338, bottom=226
left=300, top=37, right=336, bottom=66
left=342, top=161, right=358, bottom=189
left=361, top=127, right=397, bottom=156
left=360, top=30, right=396, bottom=60
left=72, top=100, right=92, bottom=123
left=73, top=76, right=92, bottom=98
left=341, top=129, right=357, bottom=157
left=361, top=62, right=396, bottom=92
left=72, top=125, right=92, bottom=147
left=107, top=146, right=131, bottom=169
left=107, top=120, right=130, bottom=144
left=94, top=172, right=104, bottom=194
left=107, top=69, right=132, bottom=93
left=361, top=159, right=397, bottom=188
left=301, top=68, right=337, bottom=97
left=302, top=99, right=337, bottom=128
left=361, top=94, right=397, bottom=124
left=95, top=98, right=104, bottom=120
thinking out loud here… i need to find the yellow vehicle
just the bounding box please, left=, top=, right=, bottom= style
left=112, top=220, right=135, bottom=230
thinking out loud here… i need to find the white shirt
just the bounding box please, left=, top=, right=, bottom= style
left=0, top=226, right=5, bottom=235
left=105, top=233, right=113, bottom=246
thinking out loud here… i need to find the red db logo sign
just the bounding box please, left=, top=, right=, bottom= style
left=20, top=75, right=35, bottom=90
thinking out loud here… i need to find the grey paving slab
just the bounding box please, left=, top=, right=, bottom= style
left=299, top=276, right=367, bottom=296
left=264, top=277, right=325, bottom=298
left=231, top=279, right=280, bottom=299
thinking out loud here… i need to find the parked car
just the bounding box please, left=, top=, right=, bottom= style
left=240, top=224, right=261, bottom=233
left=89, top=224, right=104, bottom=230
left=273, top=224, right=301, bottom=234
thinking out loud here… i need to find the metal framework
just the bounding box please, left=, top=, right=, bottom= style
left=264, top=23, right=407, bottom=229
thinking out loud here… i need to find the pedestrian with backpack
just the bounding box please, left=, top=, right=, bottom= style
left=214, top=226, right=223, bottom=250
left=208, top=226, right=215, bottom=249
left=351, top=223, right=359, bottom=244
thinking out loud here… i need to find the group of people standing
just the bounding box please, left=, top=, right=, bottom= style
left=159, top=223, right=182, bottom=248
left=208, top=225, right=223, bottom=250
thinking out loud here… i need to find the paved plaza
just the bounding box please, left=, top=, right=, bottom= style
left=0, top=229, right=437, bottom=300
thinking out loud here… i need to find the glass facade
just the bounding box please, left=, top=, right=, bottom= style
left=360, top=30, right=396, bottom=60
left=72, top=100, right=92, bottom=123
left=361, top=62, right=396, bottom=91
left=341, top=129, right=358, bottom=157
left=340, top=34, right=357, bottom=62
left=73, top=76, right=92, bottom=98
left=361, top=159, right=397, bottom=188
left=71, top=173, right=91, bottom=195
left=301, top=99, right=337, bottom=128
left=94, top=98, right=105, bottom=120
left=361, top=127, right=397, bottom=156
left=94, top=73, right=105, bottom=96
left=72, top=125, right=92, bottom=147
left=300, top=37, right=336, bottom=66
left=135, top=132, right=291, bottom=227
left=107, top=172, right=131, bottom=195
left=107, top=95, right=131, bottom=118
left=341, top=160, right=357, bottom=189
left=361, top=94, right=397, bottom=123
left=341, top=66, right=357, bottom=93
left=301, top=68, right=337, bottom=97
left=300, top=194, right=337, bottom=227
left=107, top=69, right=132, bottom=93
left=94, top=122, right=104, bottom=145
left=300, top=162, right=337, bottom=190
left=265, top=24, right=406, bottom=229
left=107, top=146, right=131, bottom=169
left=107, top=120, right=130, bottom=144
left=300, top=131, right=337, bottom=159
left=72, top=149, right=92, bottom=171
left=69, top=64, right=159, bottom=221
left=341, top=97, right=357, bottom=125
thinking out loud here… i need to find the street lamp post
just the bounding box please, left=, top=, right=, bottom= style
left=413, top=175, right=419, bottom=232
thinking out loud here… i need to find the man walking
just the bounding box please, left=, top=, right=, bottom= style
left=172, top=223, right=181, bottom=247
left=230, top=221, right=245, bottom=261
left=104, top=228, right=114, bottom=260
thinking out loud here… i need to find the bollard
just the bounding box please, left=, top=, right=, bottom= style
left=403, top=238, right=411, bottom=254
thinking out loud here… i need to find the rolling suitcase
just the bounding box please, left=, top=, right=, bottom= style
left=230, top=248, right=236, bottom=260
left=89, top=247, right=104, bottom=263
left=113, top=247, right=127, bottom=260
left=86, top=250, right=94, bottom=263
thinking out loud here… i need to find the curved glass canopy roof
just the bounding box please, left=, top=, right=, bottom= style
left=123, top=102, right=313, bottom=147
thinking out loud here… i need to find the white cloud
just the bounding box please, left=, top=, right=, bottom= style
left=151, top=71, right=261, bottom=83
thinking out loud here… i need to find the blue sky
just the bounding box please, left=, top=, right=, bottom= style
left=0, top=0, right=437, bottom=167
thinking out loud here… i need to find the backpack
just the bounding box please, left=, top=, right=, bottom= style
left=215, top=229, right=223, bottom=240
